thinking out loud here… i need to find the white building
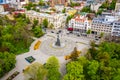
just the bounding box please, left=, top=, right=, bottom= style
left=91, top=15, right=119, bottom=36
left=68, top=14, right=91, bottom=35
left=0, top=5, right=4, bottom=12
left=90, top=3, right=102, bottom=12
left=112, top=21, right=120, bottom=37
left=5, top=0, right=28, bottom=9
left=26, top=10, right=66, bottom=29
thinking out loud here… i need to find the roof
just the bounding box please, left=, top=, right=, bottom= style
left=74, top=15, right=87, bottom=22
left=117, top=0, right=120, bottom=3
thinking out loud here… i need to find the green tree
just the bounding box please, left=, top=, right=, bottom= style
left=33, top=26, right=44, bottom=38
left=109, top=0, right=117, bottom=10
left=33, top=19, right=39, bottom=28
left=87, top=60, right=99, bottom=80
left=43, top=18, right=48, bottom=28
left=23, top=62, right=47, bottom=80
left=39, top=0, right=44, bottom=6
left=86, top=29, right=91, bottom=37
left=62, top=8, right=66, bottom=13
left=100, top=32, right=104, bottom=38
left=45, top=56, right=61, bottom=80
left=66, top=15, right=74, bottom=24
left=24, top=2, right=33, bottom=10
left=0, top=52, right=16, bottom=77
left=81, top=6, right=92, bottom=13
left=64, top=61, right=84, bottom=80
left=97, top=9, right=103, bottom=15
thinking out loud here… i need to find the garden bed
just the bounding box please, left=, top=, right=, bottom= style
left=25, top=56, right=35, bottom=63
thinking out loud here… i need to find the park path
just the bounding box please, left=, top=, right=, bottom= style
left=0, top=33, right=90, bottom=80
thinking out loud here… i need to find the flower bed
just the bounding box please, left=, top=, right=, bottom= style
left=25, top=56, right=35, bottom=63
left=34, top=41, right=41, bottom=50
left=6, top=71, right=20, bottom=80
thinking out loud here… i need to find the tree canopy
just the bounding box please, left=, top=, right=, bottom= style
left=64, top=41, right=120, bottom=80
left=0, top=52, right=16, bottom=77
left=23, top=62, right=47, bottom=80
left=43, top=18, right=49, bottom=28
left=45, top=56, right=61, bottom=80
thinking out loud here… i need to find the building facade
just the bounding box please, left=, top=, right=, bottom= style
left=115, top=0, right=120, bottom=11
left=0, top=4, right=4, bottom=12
left=26, top=10, right=66, bottom=29
left=68, top=14, right=91, bottom=35
left=91, top=16, right=119, bottom=36
left=49, top=0, right=68, bottom=7
left=112, top=21, right=120, bottom=37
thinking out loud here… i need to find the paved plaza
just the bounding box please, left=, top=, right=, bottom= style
left=40, top=37, right=76, bottom=56
left=0, top=31, right=91, bottom=80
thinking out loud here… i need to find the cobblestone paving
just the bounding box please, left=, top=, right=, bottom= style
left=40, top=37, right=76, bottom=56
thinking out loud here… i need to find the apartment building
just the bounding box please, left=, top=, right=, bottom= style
left=0, top=0, right=28, bottom=9
left=112, top=21, right=120, bottom=37
left=91, top=16, right=119, bottom=35
left=68, top=14, right=91, bottom=35
left=26, top=10, right=66, bottom=29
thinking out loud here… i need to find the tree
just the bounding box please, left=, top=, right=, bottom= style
left=49, top=23, right=54, bottom=29
left=43, top=18, right=48, bottom=28
left=23, top=62, right=47, bottom=80
left=86, top=29, right=91, bottom=37
left=81, top=6, right=92, bottom=13
left=39, top=0, right=44, bottom=6
left=100, top=32, right=104, bottom=38
left=66, top=15, right=74, bottom=24
left=109, top=0, right=117, bottom=10
left=62, top=8, right=66, bottom=13
left=24, top=2, right=33, bottom=10
left=87, top=60, right=99, bottom=80
left=0, top=52, right=16, bottom=77
left=45, top=56, right=61, bottom=80
left=64, top=61, right=84, bottom=80
left=97, top=9, right=103, bottom=15
left=69, top=47, right=81, bottom=61
left=33, top=26, right=44, bottom=38
left=33, top=19, right=39, bottom=28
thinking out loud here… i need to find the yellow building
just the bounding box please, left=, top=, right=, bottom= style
left=67, top=9, right=77, bottom=16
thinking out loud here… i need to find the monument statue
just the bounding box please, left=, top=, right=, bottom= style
left=55, top=34, right=61, bottom=46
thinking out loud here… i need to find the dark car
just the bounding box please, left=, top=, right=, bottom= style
left=51, top=31, right=54, bottom=33
left=58, top=30, right=62, bottom=33
left=77, top=35, right=80, bottom=37
left=95, top=38, right=99, bottom=41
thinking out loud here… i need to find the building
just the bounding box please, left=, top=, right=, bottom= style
left=0, top=4, right=4, bottom=12
left=112, top=20, right=120, bottom=37
left=91, top=16, right=119, bottom=35
left=115, top=0, right=120, bottom=11
left=90, top=3, right=102, bottom=12
left=68, top=14, right=91, bottom=35
left=49, top=0, right=68, bottom=7
left=26, top=10, right=66, bottom=29
left=0, top=0, right=28, bottom=10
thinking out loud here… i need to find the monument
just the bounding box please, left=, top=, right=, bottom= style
left=55, top=34, right=61, bottom=46
left=39, top=30, right=76, bottom=56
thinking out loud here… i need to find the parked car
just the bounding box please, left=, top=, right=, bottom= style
left=77, top=35, right=80, bottom=37
left=51, top=31, right=54, bottom=33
